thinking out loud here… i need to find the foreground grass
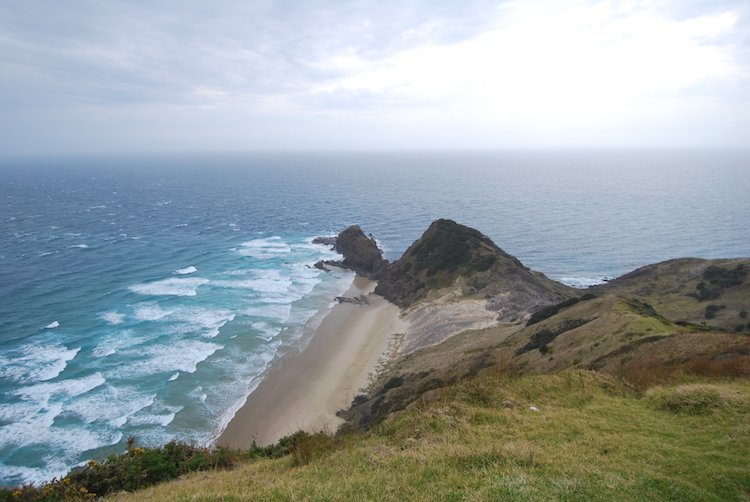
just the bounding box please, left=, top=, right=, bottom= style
left=106, top=371, right=750, bottom=502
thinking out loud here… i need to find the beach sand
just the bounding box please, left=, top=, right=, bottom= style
left=216, top=276, right=407, bottom=448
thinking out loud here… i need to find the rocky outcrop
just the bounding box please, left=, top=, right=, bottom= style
left=335, top=295, right=370, bottom=305
left=311, top=236, right=337, bottom=247
left=317, top=219, right=575, bottom=321
left=374, top=219, right=575, bottom=319
left=315, top=225, right=388, bottom=277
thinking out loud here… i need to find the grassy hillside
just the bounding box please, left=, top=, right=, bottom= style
left=591, top=258, right=750, bottom=332
left=55, top=372, right=750, bottom=502
left=341, top=291, right=749, bottom=428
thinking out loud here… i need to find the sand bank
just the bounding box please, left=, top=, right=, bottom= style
left=216, top=276, right=407, bottom=448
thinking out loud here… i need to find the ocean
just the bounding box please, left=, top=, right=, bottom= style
left=0, top=150, right=748, bottom=486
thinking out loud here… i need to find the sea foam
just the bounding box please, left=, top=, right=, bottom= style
left=129, top=277, right=210, bottom=297
left=174, top=266, right=197, bottom=275
left=558, top=276, right=611, bottom=288
left=12, top=373, right=107, bottom=402
left=110, top=340, right=223, bottom=379
left=99, top=312, right=125, bottom=325
left=236, top=237, right=292, bottom=259
left=0, top=343, right=80, bottom=384
left=133, top=303, right=173, bottom=321
left=63, top=385, right=156, bottom=426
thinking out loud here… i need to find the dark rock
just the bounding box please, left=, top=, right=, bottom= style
left=335, top=295, right=370, bottom=305
left=313, top=260, right=330, bottom=272
left=333, top=226, right=387, bottom=277
left=312, top=236, right=337, bottom=248
left=374, top=219, right=574, bottom=312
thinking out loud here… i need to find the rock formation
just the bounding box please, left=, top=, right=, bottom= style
left=317, top=219, right=576, bottom=322
left=315, top=225, right=387, bottom=277
left=374, top=219, right=574, bottom=321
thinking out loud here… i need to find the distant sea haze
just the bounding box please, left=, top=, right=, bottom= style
left=0, top=149, right=748, bottom=486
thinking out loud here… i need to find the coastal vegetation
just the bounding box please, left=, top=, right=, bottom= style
left=525, top=294, right=596, bottom=326
left=695, top=264, right=748, bottom=301
left=4, top=220, right=749, bottom=501
left=7, top=370, right=748, bottom=502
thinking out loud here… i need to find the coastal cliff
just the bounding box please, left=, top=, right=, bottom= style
left=329, top=220, right=750, bottom=431
left=330, top=219, right=575, bottom=323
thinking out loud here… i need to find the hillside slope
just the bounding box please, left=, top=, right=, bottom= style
left=590, top=257, right=750, bottom=331
left=341, top=291, right=750, bottom=428
left=105, top=373, right=750, bottom=502
left=374, top=219, right=575, bottom=322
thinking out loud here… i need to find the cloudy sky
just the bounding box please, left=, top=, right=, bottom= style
left=1, top=0, right=749, bottom=155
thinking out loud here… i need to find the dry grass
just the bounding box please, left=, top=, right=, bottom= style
left=685, top=354, right=750, bottom=378
left=105, top=371, right=750, bottom=502
left=646, top=384, right=737, bottom=415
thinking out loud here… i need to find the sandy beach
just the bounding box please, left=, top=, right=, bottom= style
left=216, top=276, right=407, bottom=448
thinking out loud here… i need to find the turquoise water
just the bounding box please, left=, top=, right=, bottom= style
left=1, top=150, right=748, bottom=485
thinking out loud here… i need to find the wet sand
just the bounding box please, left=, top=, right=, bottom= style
left=216, top=276, right=407, bottom=448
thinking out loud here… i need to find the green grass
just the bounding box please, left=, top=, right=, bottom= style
left=97, top=371, right=750, bottom=502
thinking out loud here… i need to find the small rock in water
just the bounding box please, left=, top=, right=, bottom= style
left=312, top=236, right=337, bottom=248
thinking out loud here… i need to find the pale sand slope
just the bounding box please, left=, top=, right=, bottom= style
left=217, top=277, right=408, bottom=448
left=399, top=292, right=500, bottom=355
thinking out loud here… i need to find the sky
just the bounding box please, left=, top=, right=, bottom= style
left=1, top=0, right=749, bottom=155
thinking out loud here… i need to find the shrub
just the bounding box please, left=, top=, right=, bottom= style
left=556, top=318, right=591, bottom=333
left=615, top=356, right=680, bottom=392
left=526, top=295, right=596, bottom=326
left=695, top=264, right=748, bottom=301
left=471, top=253, right=497, bottom=272
left=0, top=436, right=304, bottom=501
left=516, top=329, right=557, bottom=355
left=381, top=376, right=404, bottom=393
left=684, top=355, right=750, bottom=378
left=705, top=304, right=719, bottom=319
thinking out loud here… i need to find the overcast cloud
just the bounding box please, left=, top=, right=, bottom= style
left=1, top=0, right=748, bottom=155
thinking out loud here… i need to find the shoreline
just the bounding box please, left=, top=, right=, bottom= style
left=216, top=275, right=407, bottom=448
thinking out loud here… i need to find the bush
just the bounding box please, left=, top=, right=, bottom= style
left=696, top=264, right=748, bottom=301
left=685, top=355, right=750, bottom=378
left=526, top=294, right=596, bottom=326
left=471, top=254, right=497, bottom=272
left=705, top=304, right=724, bottom=319
left=0, top=435, right=305, bottom=501
left=516, top=329, right=558, bottom=355
left=381, top=376, right=404, bottom=393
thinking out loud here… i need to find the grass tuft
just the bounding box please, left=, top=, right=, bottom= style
left=646, top=384, right=729, bottom=415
